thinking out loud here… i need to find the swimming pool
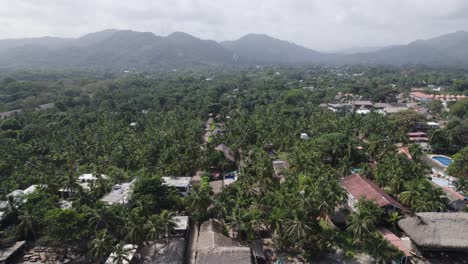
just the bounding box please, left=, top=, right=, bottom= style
left=432, top=156, right=453, bottom=167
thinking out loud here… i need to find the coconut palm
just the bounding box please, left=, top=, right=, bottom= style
left=90, top=230, right=113, bottom=263
left=16, top=206, right=39, bottom=241
left=109, top=242, right=134, bottom=264
left=144, top=214, right=164, bottom=242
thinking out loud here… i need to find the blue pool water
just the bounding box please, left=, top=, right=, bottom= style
left=432, top=156, right=453, bottom=167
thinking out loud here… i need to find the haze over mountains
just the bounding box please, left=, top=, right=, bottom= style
left=0, top=29, right=467, bottom=70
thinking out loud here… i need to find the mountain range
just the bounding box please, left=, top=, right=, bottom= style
left=0, top=29, right=467, bottom=70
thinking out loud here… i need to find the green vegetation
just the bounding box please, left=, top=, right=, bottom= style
left=0, top=65, right=466, bottom=262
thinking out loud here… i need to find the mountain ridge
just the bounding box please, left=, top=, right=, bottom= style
left=0, top=30, right=467, bottom=69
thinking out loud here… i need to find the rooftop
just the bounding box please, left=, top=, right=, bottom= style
left=398, top=213, right=468, bottom=251
left=214, top=143, right=236, bottom=162
left=172, top=216, right=189, bottom=231
left=194, top=219, right=251, bottom=264
left=340, top=174, right=408, bottom=211
left=162, top=177, right=192, bottom=188
left=100, top=180, right=136, bottom=205
left=378, top=228, right=411, bottom=256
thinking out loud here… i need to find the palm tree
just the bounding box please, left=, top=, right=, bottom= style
left=347, top=199, right=382, bottom=244
left=109, top=242, right=134, bottom=264
left=455, top=178, right=468, bottom=194
left=158, top=210, right=176, bottom=242
left=90, top=230, right=113, bottom=263
left=144, top=214, right=164, bottom=242
left=399, top=180, right=423, bottom=207
left=16, top=206, right=39, bottom=241
left=283, top=210, right=313, bottom=244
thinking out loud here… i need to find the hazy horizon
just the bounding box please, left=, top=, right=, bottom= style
left=1, top=0, right=467, bottom=51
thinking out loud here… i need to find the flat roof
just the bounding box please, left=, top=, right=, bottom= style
left=172, top=216, right=189, bottom=231
left=163, top=177, right=192, bottom=188
left=100, top=180, right=136, bottom=205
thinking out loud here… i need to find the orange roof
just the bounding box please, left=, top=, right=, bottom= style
left=397, top=147, right=412, bottom=160
left=410, top=92, right=434, bottom=99
left=378, top=227, right=411, bottom=256
left=340, top=174, right=408, bottom=211
left=442, top=186, right=465, bottom=200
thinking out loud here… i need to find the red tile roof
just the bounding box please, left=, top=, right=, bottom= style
left=397, top=147, right=413, bottom=160
left=410, top=92, right=434, bottom=99
left=406, top=132, right=426, bottom=137
left=378, top=227, right=411, bottom=256
left=340, top=174, right=408, bottom=211
left=442, top=186, right=465, bottom=201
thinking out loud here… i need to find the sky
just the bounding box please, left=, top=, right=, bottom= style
left=0, top=0, right=467, bottom=51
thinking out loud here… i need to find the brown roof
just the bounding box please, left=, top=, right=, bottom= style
left=378, top=228, right=411, bottom=256
left=194, top=219, right=251, bottom=264
left=340, top=174, right=408, bottom=211
left=397, top=147, right=413, bottom=160
left=398, top=213, right=468, bottom=250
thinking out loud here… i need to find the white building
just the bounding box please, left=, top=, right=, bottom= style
left=162, top=177, right=192, bottom=196
left=100, top=179, right=136, bottom=205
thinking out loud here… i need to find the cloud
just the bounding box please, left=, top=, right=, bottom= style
left=0, top=0, right=467, bottom=50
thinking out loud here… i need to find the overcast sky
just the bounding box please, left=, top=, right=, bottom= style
left=0, top=0, right=467, bottom=51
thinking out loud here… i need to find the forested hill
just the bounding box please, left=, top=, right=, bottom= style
left=0, top=30, right=468, bottom=70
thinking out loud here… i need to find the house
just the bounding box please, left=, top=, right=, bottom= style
left=397, top=147, right=412, bottom=160
left=0, top=241, right=26, bottom=264
left=272, top=160, right=290, bottom=178
left=78, top=173, right=109, bottom=191
left=100, top=179, right=136, bottom=205
left=398, top=213, right=468, bottom=254
left=172, top=216, right=189, bottom=237
left=378, top=228, right=411, bottom=257
left=410, top=92, right=434, bottom=102
left=0, top=109, right=22, bottom=119
left=136, top=238, right=186, bottom=264
left=23, top=184, right=45, bottom=196
left=162, top=177, right=192, bottom=196
left=430, top=182, right=466, bottom=211
left=214, top=143, right=236, bottom=163
left=106, top=244, right=138, bottom=264
left=193, top=219, right=251, bottom=264
left=340, top=174, right=408, bottom=213
left=300, top=133, right=309, bottom=140
left=37, top=103, right=55, bottom=110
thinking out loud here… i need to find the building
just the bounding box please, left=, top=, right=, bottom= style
left=172, top=216, right=189, bottom=237
left=193, top=219, right=251, bottom=264
left=162, top=177, right=192, bottom=196
left=272, top=160, right=290, bottom=178
left=100, top=179, right=136, bottom=205
left=340, top=174, right=408, bottom=213
left=410, top=92, right=466, bottom=102
left=135, top=238, right=186, bottom=264
left=76, top=173, right=109, bottom=191
left=378, top=228, right=411, bottom=257
left=0, top=109, right=22, bottom=119
left=398, top=213, right=468, bottom=254
left=214, top=143, right=236, bottom=163
left=429, top=182, right=466, bottom=211
left=300, top=133, right=309, bottom=140
left=397, top=146, right=413, bottom=160
left=0, top=241, right=26, bottom=264
left=410, top=92, right=435, bottom=102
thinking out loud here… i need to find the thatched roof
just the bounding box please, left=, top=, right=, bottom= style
left=194, top=219, right=251, bottom=264
left=398, top=213, right=468, bottom=251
